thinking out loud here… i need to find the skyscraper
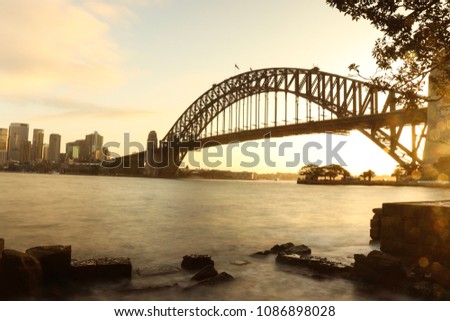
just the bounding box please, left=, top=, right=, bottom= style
left=85, top=131, right=104, bottom=162
left=43, top=144, right=49, bottom=161
left=48, top=134, right=61, bottom=163
left=31, top=129, right=44, bottom=163
left=0, top=128, right=7, bottom=165
left=66, top=131, right=104, bottom=163
left=7, top=123, right=29, bottom=162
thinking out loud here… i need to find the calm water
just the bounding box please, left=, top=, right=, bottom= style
left=1, top=172, right=450, bottom=300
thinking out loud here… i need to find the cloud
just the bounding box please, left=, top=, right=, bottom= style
left=83, top=1, right=135, bottom=23
left=0, top=0, right=129, bottom=95
left=24, top=96, right=157, bottom=120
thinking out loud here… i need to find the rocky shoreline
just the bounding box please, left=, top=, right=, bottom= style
left=1, top=236, right=450, bottom=300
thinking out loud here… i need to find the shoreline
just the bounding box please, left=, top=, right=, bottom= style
left=296, top=179, right=450, bottom=188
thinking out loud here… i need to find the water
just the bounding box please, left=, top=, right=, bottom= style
left=1, top=172, right=450, bottom=300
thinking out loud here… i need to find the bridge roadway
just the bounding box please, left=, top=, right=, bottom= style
left=103, top=107, right=427, bottom=174
left=195, top=108, right=427, bottom=148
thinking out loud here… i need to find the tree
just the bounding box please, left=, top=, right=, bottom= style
left=323, top=164, right=351, bottom=180
left=299, top=164, right=322, bottom=181
left=326, top=0, right=450, bottom=108
left=391, top=164, right=408, bottom=182
left=360, top=169, right=376, bottom=181
left=299, top=163, right=351, bottom=181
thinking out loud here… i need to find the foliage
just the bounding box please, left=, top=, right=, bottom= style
left=298, top=163, right=350, bottom=181
left=326, top=0, right=450, bottom=108
left=391, top=164, right=408, bottom=181
left=360, top=169, right=376, bottom=181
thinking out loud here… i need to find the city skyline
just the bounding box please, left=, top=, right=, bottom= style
left=0, top=0, right=417, bottom=174
left=0, top=122, right=106, bottom=165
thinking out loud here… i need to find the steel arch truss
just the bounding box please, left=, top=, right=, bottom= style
left=162, top=68, right=427, bottom=167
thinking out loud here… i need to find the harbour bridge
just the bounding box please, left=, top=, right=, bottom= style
left=103, top=67, right=428, bottom=176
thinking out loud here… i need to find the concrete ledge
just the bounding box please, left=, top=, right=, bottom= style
left=380, top=201, right=450, bottom=265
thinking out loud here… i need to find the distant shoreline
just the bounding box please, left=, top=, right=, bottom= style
left=296, top=179, right=450, bottom=188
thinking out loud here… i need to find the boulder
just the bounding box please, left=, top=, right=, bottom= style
left=185, top=272, right=234, bottom=290
left=276, top=253, right=352, bottom=277
left=250, top=250, right=271, bottom=257
left=199, top=272, right=234, bottom=285
left=181, top=255, right=214, bottom=270
left=285, top=245, right=311, bottom=256
left=191, top=265, right=218, bottom=281
left=370, top=211, right=381, bottom=241
left=430, top=262, right=450, bottom=288
left=370, top=227, right=380, bottom=241
left=71, top=257, right=132, bottom=284
left=372, top=208, right=383, bottom=215
left=0, top=249, right=43, bottom=300
left=353, top=250, right=406, bottom=284
left=136, top=264, right=181, bottom=277
left=26, top=245, right=71, bottom=284
left=409, top=281, right=447, bottom=300
left=230, top=260, right=250, bottom=266
left=270, top=242, right=295, bottom=254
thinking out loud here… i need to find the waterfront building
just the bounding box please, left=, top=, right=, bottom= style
left=48, top=134, right=61, bottom=163
left=85, top=131, right=104, bottom=162
left=0, top=128, right=7, bottom=165
left=43, top=144, right=49, bottom=161
left=20, top=141, right=31, bottom=163
left=66, top=140, right=86, bottom=162
left=7, top=123, right=29, bottom=162
left=66, top=131, right=105, bottom=163
left=31, top=129, right=44, bottom=163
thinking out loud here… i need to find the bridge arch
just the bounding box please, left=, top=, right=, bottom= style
left=161, top=67, right=427, bottom=168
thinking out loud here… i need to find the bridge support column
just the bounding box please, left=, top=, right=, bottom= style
left=423, top=62, right=450, bottom=178
left=146, top=132, right=191, bottom=178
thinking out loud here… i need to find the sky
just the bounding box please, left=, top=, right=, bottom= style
left=0, top=0, right=413, bottom=175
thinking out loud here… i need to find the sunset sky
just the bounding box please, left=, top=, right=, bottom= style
left=0, top=0, right=412, bottom=175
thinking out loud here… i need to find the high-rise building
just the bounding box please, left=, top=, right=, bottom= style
left=85, top=131, right=104, bottom=162
left=43, top=143, right=49, bottom=161
left=20, top=141, right=31, bottom=163
left=66, top=140, right=86, bottom=162
left=31, top=129, right=44, bottom=163
left=66, top=131, right=104, bottom=163
left=7, top=123, right=29, bottom=162
left=48, top=134, right=61, bottom=163
left=0, top=128, right=7, bottom=165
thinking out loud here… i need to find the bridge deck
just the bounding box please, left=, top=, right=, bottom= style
left=197, top=108, right=427, bottom=147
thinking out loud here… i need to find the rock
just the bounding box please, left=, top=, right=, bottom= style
left=185, top=272, right=234, bottom=290
left=409, top=281, right=447, bottom=300
left=353, top=251, right=406, bottom=284
left=276, top=253, right=352, bottom=277
left=370, top=227, right=380, bottom=241
left=430, top=262, right=450, bottom=288
left=250, top=250, right=271, bottom=257
left=71, top=257, right=132, bottom=284
left=370, top=212, right=381, bottom=241
left=0, top=238, right=4, bottom=258
left=285, top=245, right=311, bottom=256
left=181, top=255, right=214, bottom=270
left=26, top=245, right=71, bottom=284
left=0, top=249, right=43, bottom=300
left=372, top=208, right=383, bottom=215
left=270, top=242, right=295, bottom=254
left=136, top=264, right=181, bottom=277
left=191, top=265, right=218, bottom=281
left=120, top=283, right=179, bottom=294
left=230, top=260, right=250, bottom=266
